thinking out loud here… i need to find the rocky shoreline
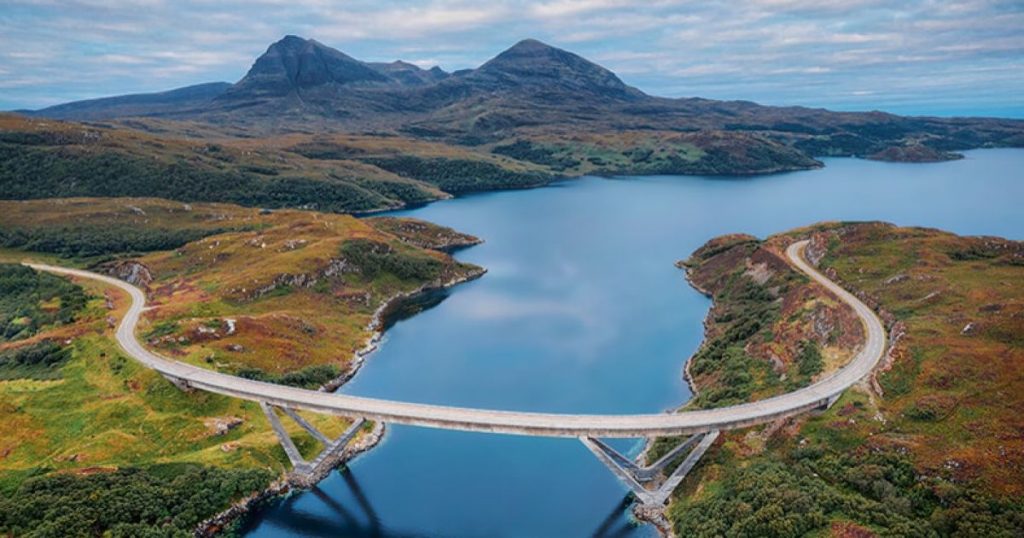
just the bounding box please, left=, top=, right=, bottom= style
left=635, top=231, right=897, bottom=538
left=318, top=265, right=487, bottom=393
left=678, top=260, right=714, bottom=405
left=628, top=260, right=714, bottom=538
left=193, top=266, right=487, bottom=536
left=194, top=421, right=386, bottom=537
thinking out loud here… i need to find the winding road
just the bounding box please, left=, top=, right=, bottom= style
left=27, top=239, right=886, bottom=438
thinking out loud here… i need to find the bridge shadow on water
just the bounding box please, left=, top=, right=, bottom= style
left=242, top=466, right=642, bottom=538
left=245, top=469, right=400, bottom=538
left=590, top=496, right=642, bottom=538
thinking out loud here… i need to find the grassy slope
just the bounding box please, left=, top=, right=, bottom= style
left=23, top=109, right=1013, bottom=214
left=134, top=204, right=482, bottom=378
left=0, top=198, right=482, bottom=535
left=490, top=130, right=821, bottom=176
left=0, top=113, right=834, bottom=218
left=665, top=232, right=861, bottom=411
left=0, top=114, right=556, bottom=212
left=0, top=264, right=88, bottom=343
left=658, top=223, right=1024, bottom=537
left=0, top=275, right=310, bottom=536
left=0, top=197, right=482, bottom=378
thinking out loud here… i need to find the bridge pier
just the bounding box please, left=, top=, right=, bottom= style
left=259, top=401, right=366, bottom=481
left=581, top=431, right=719, bottom=507
left=162, top=374, right=192, bottom=392
left=821, top=393, right=842, bottom=410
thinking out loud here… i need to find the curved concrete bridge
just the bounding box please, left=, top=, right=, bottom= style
left=27, top=239, right=886, bottom=505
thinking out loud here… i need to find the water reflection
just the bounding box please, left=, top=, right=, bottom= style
left=250, top=470, right=392, bottom=538
left=244, top=151, right=1024, bottom=537
left=591, top=497, right=640, bottom=538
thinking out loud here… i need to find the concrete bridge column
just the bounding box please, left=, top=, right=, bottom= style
left=259, top=401, right=366, bottom=481
left=581, top=430, right=720, bottom=507
left=162, top=374, right=192, bottom=392
left=260, top=401, right=311, bottom=475
left=824, top=393, right=842, bottom=409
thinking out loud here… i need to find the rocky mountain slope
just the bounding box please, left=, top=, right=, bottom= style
left=24, top=82, right=232, bottom=121
left=26, top=36, right=1024, bottom=160
left=4, top=36, right=1021, bottom=214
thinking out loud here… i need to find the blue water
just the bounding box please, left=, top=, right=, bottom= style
left=241, top=150, right=1024, bottom=537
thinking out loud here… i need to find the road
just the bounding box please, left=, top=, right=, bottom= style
left=27, top=239, right=886, bottom=438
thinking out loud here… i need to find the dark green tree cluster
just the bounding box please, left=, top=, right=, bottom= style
left=340, top=238, right=443, bottom=281
left=0, top=464, right=273, bottom=538
left=670, top=446, right=1024, bottom=538
left=0, top=143, right=426, bottom=213
left=288, top=142, right=365, bottom=160
left=0, top=264, right=87, bottom=341
left=688, top=272, right=780, bottom=408
left=348, top=176, right=438, bottom=206
left=236, top=363, right=341, bottom=389
left=0, top=225, right=232, bottom=258
left=793, top=133, right=886, bottom=157
left=797, top=340, right=824, bottom=377
left=693, top=345, right=774, bottom=408
left=491, top=140, right=581, bottom=170
left=0, top=340, right=71, bottom=381
left=948, top=244, right=1002, bottom=261
left=359, top=155, right=553, bottom=194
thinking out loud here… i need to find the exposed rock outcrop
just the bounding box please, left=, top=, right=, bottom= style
left=239, top=258, right=351, bottom=300
left=102, top=260, right=153, bottom=287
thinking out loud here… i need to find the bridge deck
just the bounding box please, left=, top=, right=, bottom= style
left=28, top=240, right=886, bottom=438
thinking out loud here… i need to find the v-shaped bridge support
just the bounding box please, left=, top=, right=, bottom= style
left=260, top=401, right=366, bottom=481
left=581, top=430, right=719, bottom=506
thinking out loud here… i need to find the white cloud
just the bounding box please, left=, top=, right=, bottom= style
left=529, top=0, right=629, bottom=18
left=0, top=0, right=1021, bottom=113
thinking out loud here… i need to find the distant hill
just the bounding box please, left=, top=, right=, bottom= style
left=29, top=82, right=231, bottom=121
left=24, top=35, right=1024, bottom=159
left=3, top=35, right=1022, bottom=214
left=210, top=36, right=643, bottom=116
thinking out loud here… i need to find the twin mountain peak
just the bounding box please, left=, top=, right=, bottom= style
left=226, top=35, right=640, bottom=100
left=25, top=34, right=1024, bottom=162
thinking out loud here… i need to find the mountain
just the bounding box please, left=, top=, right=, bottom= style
left=366, top=61, right=449, bottom=87
left=26, top=37, right=647, bottom=124
left=467, top=39, right=643, bottom=100
left=29, top=82, right=231, bottom=121
left=16, top=35, right=1024, bottom=165
left=225, top=36, right=390, bottom=98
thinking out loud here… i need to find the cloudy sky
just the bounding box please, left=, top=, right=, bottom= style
left=2, top=0, right=1022, bottom=116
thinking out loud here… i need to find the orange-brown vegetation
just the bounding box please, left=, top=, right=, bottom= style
left=662, top=222, right=1024, bottom=537
left=0, top=197, right=483, bottom=534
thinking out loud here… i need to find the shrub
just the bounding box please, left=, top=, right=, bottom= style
left=491, top=140, right=581, bottom=170
left=360, top=155, right=552, bottom=194
left=0, top=225, right=233, bottom=258
left=797, top=340, right=824, bottom=377
left=0, top=465, right=273, bottom=537
left=237, top=363, right=341, bottom=389
left=670, top=448, right=1024, bottom=537
left=340, top=239, right=443, bottom=281
left=0, top=340, right=71, bottom=381
left=0, top=264, right=87, bottom=342
left=0, top=143, right=412, bottom=213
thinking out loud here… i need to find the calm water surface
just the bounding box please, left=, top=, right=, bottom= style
left=242, top=150, right=1024, bottom=537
